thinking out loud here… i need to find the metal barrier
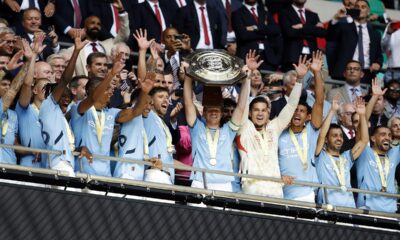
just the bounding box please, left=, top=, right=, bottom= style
left=0, top=144, right=399, bottom=220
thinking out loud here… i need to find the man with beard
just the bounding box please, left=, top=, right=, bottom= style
left=278, top=51, right=325, bottom=203
left=68, top=1, right=130, bottom=76
left=356, top=126, right=400, bottom=213
left=39, top=31, right=91, bottom=176
left=315, top=96, right=368, bottom=208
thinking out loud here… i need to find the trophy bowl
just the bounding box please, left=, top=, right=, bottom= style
left=184, top=49, right=246, bottom=86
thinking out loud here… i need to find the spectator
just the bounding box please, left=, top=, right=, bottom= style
left=69, top=75, right=88, bottom=104
left=85, top=52, right=108, bottom=79
left=327, top=0, right=383, bottom=83
left=337, top=103, right=356, bottom=151
left=179, top=0, right=224, bottom=50
left=270, top=70, right=298, bottom=119
left=0, top=55, right=10, bottom=69
left=279, top=0, right=326, bottom=71
left=46, top=53, right=65, bottom=83
left=0, top=27, right=16, bottom=56
left=232, top=0, right=282, bottom=71
left=327, top=60, right=368, bottom=104
left=384, top=80, right=400, bottom=119
left=382, top=22, right=400, bottom=82
left=33, top=61, right=54, bottom=82
left=388, top=116, right=400, bottom=147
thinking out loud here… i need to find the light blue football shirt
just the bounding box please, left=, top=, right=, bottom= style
left=16, top=103, right=47, bottom=168
left=70, top=104, right=120, bottom=177
left=143, top=110, right=174, bottom=182
left=190, top=119, right=238, bottom=184
left=356, top=146, right=400, bottom=213
left=0, top=107, right=18, bottom=164
left=278, top=122, right=320, bottom=200
left=114, top=115, right=146, bottom=180
left=39, top=94, right=75, bottom=169
left=316, top=150, right=355, bottom=208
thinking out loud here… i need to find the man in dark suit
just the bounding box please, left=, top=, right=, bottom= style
left=16, top=7, right=60, bottom=61
left=327, top=0, right=383, bottom=83
left=232, top=0, right=282, bottom=71
left=129, top=0, right=179, bottom=51
left=179, top=0, right=224, bottom=50
left=53, top=0, right=88, bottom=43
left=279, top=0, right=326, bottom=71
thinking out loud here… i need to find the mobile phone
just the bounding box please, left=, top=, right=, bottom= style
left=347, top=9, right=360, bottom=19
left=175, top=34, right=184, bottom=41
left=174, top=88, right=183, bottom=97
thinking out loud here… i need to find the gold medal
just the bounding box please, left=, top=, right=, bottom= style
left=381, top=186, right=387, bottom=192
left=210, top=158, right=217, bottom=166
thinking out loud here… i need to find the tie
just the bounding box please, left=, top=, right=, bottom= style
left=113, top=5, right=120, bottom=33
left=71, top=0, right=82, bottom=28
left=348, top=129, right=354, bottom=139
left=199, top=6, right=210, bottom=46
left=226, top=0, right=233, bottom=32
left=91, top=42, right=98, bottom=52
left=250, top=7, right=258, bottom=24
left=154, top=4, right=163, bottom=36
left=358, top=25, right=365, bottom=68
left=178, top=0, right=184, bottom=7
left=29, top=0, right=36, bottom=8
left=350, top=87, right=359, bottom=102
left=298, top=9, right=309, bottom=46
left=170, top=55, right=179, bottom=86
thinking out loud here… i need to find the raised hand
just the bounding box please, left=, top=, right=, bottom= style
left=355, top=96, right=366, bottom=115
left=293, top=55, right=310, bottom=79
left=371, top=78, right=387, bottom=96
left=139, top=71, right=156, bottom=94
left=133, top=29, right=154, bottom=51
left=149, top=41, right=160, bottom=60
left=44, top=1, right=55, bottom=17
left=32, top=32, right=46, bottom=54
left=245, top=49, right=263, bottom=71
left=74, top=29, right=89, bottom=51
left=310, top=50, right=323, bottom=73
left=78, top=146, right=93, bottom=163
left=111, top=52, right=126, bottom=75
left=6, top=50, right=24, bottom=71
left=331, top=93, right=341, bottom=112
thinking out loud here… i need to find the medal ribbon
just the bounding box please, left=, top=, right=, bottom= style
left=142, top=129, right=149, bottom=159
left=32, top=103, right=39, bottom=115
left=327, top=153, right=346, bottom=187
left=373, top=152, right=389, bottom=190
left=90, top=107, right=105, bottom=145
left=157, top=115, right=174, bottom=152
left=289, top=128, right=308, bottom=169
left=206, top=127, right=220, bottom=163
left=63, top=117, right=75, bottom=151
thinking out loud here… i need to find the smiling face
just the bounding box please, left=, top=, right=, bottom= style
left=371, top=127, right=392, bottom=153
left=389, top=118, right=400, bottom=140
left=0, top=33, right=15, bottom=55
left=204, top=106, right=223, bottom=127
left=249, top=102, right=270, bottom=129
left=152, top=90, right=169, bottom=117
left=22, top=9, right=41, bottom=34
left=326, top=127, right=344, bottom=152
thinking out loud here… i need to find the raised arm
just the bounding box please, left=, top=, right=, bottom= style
left=315, top=93, right=340, bottom=156
left=112, top=0, right=130, bottom=43
left=310, top=51, right=324, bottom=129
left=366, top=78, right=387, bottom=121
left=182, top=62, right=197, bottom=127
left=133, top=29, right=154, bottom=82
left=78, top=54, right=125, bottom=114
left=117, top=72, right=155, bottom=123
left=352, top=97, right=369, bottom=160
left=18, top=34, right=46, bottom=107
left=2, top=50, right=29, bottom=112
left=53, top=30, right=88, bottom=103
left=231, top=50, right=263, bottom=126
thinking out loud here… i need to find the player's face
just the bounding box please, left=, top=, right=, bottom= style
left=22, top=10, right=41, bottom=33
left=249, top=102, right=270, bottom=128
left=142, top=96, right=152, bottom=118
left=204, top=106, right=222, bottom=126
left=87, top=57, right=108, bottom=78
left=390, top=118, right=400, bottom=139
left=291, top=105, right=309, bottom=127
left=152, top=91, right=169, bottom=116
left=326, top=128, right=344, bottom=151
left=0, top=79, right=11, bottom=97
left=59, top=89, right=73, bottom=114
left=372, top=128, right=392, bottom=152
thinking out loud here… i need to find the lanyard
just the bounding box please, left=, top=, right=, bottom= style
left=156, top=115, right=174, bottom=153
left=63, top=117, right=75, bottom=151
left=32, top=103, right=40, bottom=115
left=289, top=128, right=308, bottom=170
left=373, top=151, right=390, bottom=192
left=90, top=107, right=105, bottom=146
left=142, top=129, right=149, bottom=159
left=327, top=153, right=346, bottom=187
left=206, top=127, right=220, bottom=166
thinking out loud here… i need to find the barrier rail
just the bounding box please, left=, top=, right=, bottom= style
left=1, top=144, right=399, bottom=219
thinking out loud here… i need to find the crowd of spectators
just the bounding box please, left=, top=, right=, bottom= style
left=0, top=0, right=400, bottom=213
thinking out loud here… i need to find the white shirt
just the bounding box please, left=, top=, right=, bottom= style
left=382, top=27, right=400, bottom=68
left=352, top=22, right=371, bottom=69
left=345, top=83, right=362, bottom=102
left=341, top=125, right=354, bottom=140
left=20, top=0, right=39, bottom=10
left=176, top=0, right=186, bottom=8
left=292, top=4, right=306, bottom=22
left=194, top=1, right=213, bottom=49
left=147, top=0, right=167, bottom=32
left=221, top=0, right=236, bottom=41
left=244, top=3, right=258, bottom=17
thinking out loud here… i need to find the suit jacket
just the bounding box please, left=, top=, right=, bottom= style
left=129, top=0, right=178, bottom=51
left=328, top=21, right=383, bottom=79
left=340, top=126, right=355, bottom=152
left=15, top=29, right=55, bottom=61
left=178, top=1, right=224, bottom=49
left=270, top=96, right=287, bottom=120
left=67, top=13, right=130, bottom=76
left=279, top=6, right=326, bottom=65
left=53, top=0, right=89, bottom=42
left=1, top=0, right=48, bottom=28
left=232, top=4, right=282, bottom=68
left=326, top=85, right=368, bottom=104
